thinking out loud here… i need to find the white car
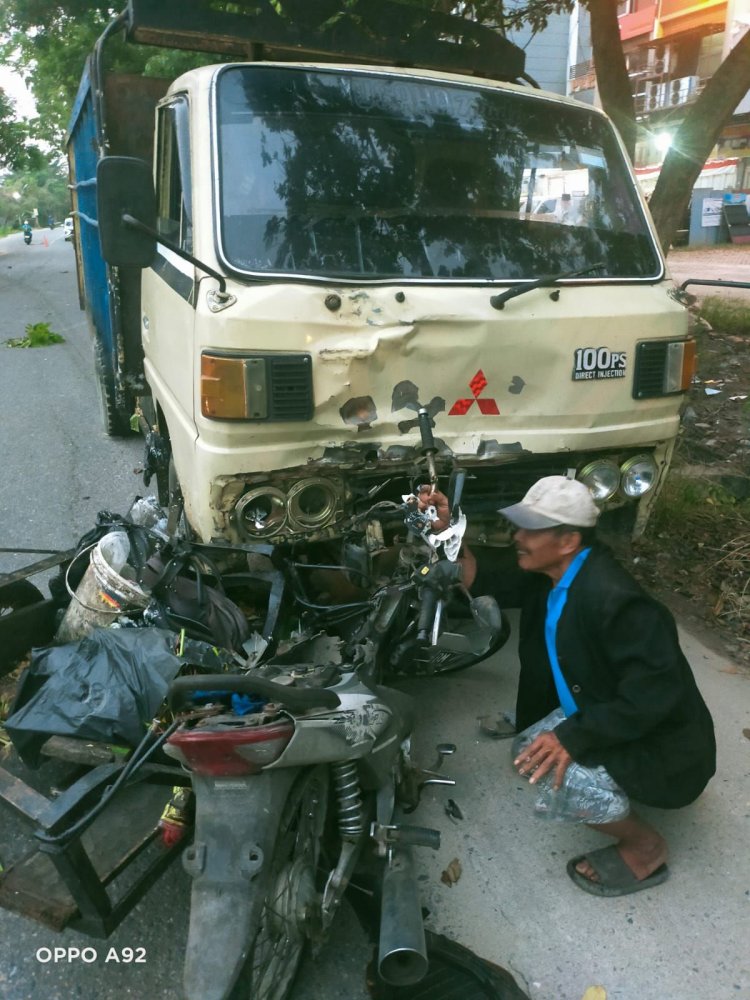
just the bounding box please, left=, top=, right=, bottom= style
left=63, top=216, right=74, bottom=241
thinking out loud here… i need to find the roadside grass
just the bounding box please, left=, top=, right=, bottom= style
left=649, top=473, right=750, bottom=538
left=646, top=474, right=750, bottom=636
left=643, top=285, right=750, bottom=643
left=698, top=295, right=750, bottom=336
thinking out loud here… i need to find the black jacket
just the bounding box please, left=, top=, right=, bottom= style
left=474, top=544, right=716, bottom=808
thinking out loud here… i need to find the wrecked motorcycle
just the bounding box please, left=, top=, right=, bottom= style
left=160, top=413, right=507, bottom=999
left=0, top=412, right=508, bottom=1000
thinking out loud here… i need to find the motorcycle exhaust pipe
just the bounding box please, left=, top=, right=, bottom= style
left=378, top=846, right=429, bottom=986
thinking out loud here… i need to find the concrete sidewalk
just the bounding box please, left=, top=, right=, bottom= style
left=401, top=614, right=749, bottom=1000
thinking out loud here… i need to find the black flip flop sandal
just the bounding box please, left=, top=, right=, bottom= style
left=567, top=845, right=669, bottom=897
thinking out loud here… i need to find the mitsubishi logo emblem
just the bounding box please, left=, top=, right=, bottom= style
left=449, top=370, right=499, bottom=416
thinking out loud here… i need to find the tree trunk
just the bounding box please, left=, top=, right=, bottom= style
left=588, top=0, right=636, bottom=160
left=650, top=29, right=750, bottom=251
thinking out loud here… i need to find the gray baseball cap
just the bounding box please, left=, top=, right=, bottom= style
left=499, top=476, right=600, bottom=530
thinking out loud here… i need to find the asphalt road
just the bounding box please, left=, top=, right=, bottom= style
left=0, top=232, right=748, bottom=1000
left=0, top=229, right=372, bottom=1000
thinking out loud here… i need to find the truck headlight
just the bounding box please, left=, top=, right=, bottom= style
left=620, top=455, right=658, bottom=497
left=235, top=487, right=287, bottom=537
left=287, top=478, right=338, bottom=530
left=578, top=460, right=620, bottom=501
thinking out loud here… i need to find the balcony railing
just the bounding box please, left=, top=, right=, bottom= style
left=634, top=75, right=705, bottom=114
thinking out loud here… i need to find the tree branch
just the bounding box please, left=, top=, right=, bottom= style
left=588, top=0, right=636, bottom=159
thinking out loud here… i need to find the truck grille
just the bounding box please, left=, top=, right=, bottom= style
left=633, top=341, right=667, bottom=399
left=267, top=354, right=313, bottom=421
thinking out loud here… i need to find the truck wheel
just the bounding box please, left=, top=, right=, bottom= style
left=94, top=342, right=133, bottom=438
left=230, top=768, right=329, bottom=1000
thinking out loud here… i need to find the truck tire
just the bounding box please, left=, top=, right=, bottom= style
left=94, top=342, right=133, bottom=438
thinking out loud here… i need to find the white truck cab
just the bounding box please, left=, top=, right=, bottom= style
left=70, top=3, right=693, bottom=549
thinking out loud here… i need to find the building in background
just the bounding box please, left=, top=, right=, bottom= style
left=506, top=4, right=571, bottom=94
left=563, top=0, right=750, bottom=242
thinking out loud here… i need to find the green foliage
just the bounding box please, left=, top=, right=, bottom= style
left=699, top=296, right=750, bottom=337
left=0, top=3, right=215, bottom=151
left=5, top=321, right=65, bottom=348
left=0, top=161, right=69, bottom=228
left=0, top=89, right=40, bottom=171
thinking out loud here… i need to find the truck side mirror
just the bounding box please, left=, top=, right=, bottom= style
left=96, top=156, right=157, bottom=267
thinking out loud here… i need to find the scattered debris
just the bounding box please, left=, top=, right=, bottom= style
left=445, top=799, right=464, bottom=821
left=440, top=857, right=462, bottom=887
left=5, top=322, right=65, bottom=348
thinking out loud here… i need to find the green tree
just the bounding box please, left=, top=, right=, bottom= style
left=0, top=160, right=69, bottom=228
left=0, top=87, right=46, bottom=171
left=0, top=2, right=213, bottom=148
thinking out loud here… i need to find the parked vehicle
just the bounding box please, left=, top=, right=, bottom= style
left=66, top=0, right=694, bottom=554
left=63, top=216, right=74, bottom=241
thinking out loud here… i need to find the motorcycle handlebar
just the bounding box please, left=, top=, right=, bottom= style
left=416, top=586, right=438, bottom=642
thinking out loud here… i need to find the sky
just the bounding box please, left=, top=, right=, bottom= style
left=0, top=65, right=36, bottom=118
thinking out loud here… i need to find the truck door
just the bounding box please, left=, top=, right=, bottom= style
left=141, top=95, right=197, bottom=462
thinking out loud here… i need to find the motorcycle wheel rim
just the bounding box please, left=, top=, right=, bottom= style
left=245, top=769, right=327, bottom=1000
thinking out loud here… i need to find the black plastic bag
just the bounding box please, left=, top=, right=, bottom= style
left=5, top=628, right=183, bottom=767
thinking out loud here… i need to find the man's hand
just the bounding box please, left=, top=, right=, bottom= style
left=416, top=486, right=450, bottom=531
left=514, top=730, right=573, bottom=790
left=416, top=485, right=477, bottom=587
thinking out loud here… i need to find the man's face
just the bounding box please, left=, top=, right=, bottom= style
left=513, top=527, right=580, bottom=580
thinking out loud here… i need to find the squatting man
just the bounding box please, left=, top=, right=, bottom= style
left=419, top=475, right=715, bottom=896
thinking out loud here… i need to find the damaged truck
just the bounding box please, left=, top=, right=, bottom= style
left=68, top=0, right=693, bottom=548
left=0, top=2, right=696, bottom=999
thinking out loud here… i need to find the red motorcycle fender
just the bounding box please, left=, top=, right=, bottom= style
left=181, top=767, right=301, bottom=1000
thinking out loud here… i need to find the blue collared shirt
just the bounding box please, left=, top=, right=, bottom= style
left=544, top=546, right=591, bottom=717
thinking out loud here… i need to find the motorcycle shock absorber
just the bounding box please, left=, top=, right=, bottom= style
left=331, top=761, right=365, bottom=839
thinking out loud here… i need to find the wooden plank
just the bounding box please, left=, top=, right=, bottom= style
left=41, top=736, right=124, bottom=767
left=0, top=766, right=51, bottom=825
left=0, top=782, right=173, bottom=931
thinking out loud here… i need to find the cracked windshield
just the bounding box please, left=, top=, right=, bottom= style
left=217, top=66, right=660, bottom=281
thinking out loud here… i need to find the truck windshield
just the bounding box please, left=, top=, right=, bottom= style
left=216, top=66, right=660, bottom=282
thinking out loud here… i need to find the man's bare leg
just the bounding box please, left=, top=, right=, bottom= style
left=575, top=812, right=668, bottom=882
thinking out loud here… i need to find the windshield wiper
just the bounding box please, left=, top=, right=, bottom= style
left=490, top=262, right=606, bottom=310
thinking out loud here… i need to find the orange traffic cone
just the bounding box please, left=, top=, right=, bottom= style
left=42, top=235, right=49, bottom=247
